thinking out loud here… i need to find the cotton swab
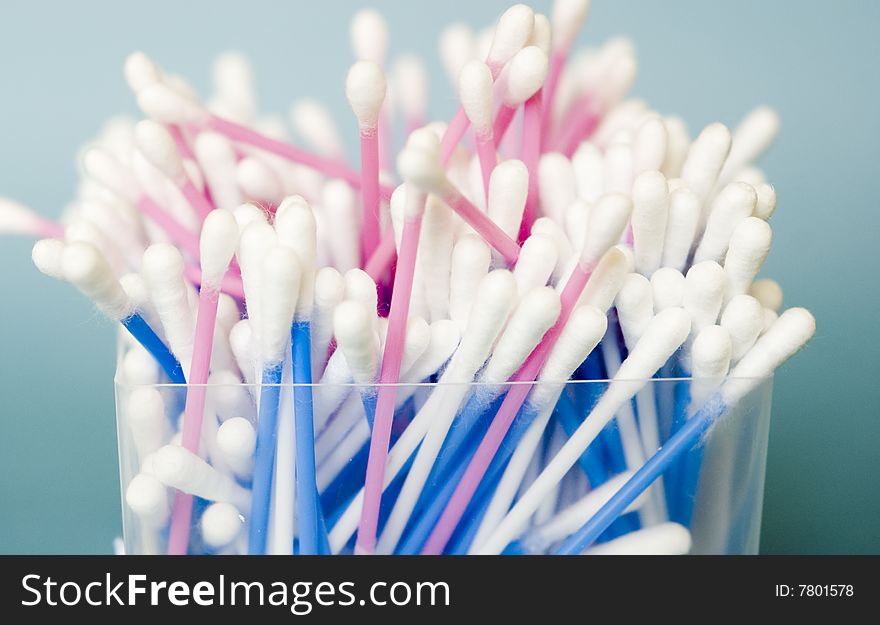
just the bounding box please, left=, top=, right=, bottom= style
left=459, top=60, right=497, bottom=201
left=753, top=183, right=777, bottom=221
left=439, top=4, right=535, bottom=164
left=125, top=473, right=170, bottom=554
left=216, top=417, right=256, bottom=481
left=121, top=344, right=160, bottom=386
left=135, top=120, right=213, bottom=221
left=377, top=283, right=558, bottom=553
left=290, top=100, right=346, bottom=160
left=167, top=208, right=238, bottom=554
left=134, top=76, right=393, bottom=200
left=723, top=217, right=772, bottom=301
left=582, top=522, right=692, bottom=555
left=491, top=47, right=548, bottom=146
left=154, top=444, right=250, bottom=511
left=693, top=182, right=757, bottom=264
left=423, top=194, right=632, bottom=554
left=53, top=240, right=185, bottom=384
left=720, top=295, right=764, bottom=363
left=0, top=198, right=65, bottom=238
left=201, top=502, right=245, bottom=552
left=680, top=122, right=732, bottom=228
left=397, top=130, right=521, bottom=265
left=671, top=324, right=733, bottom=524
left=248, top=245, right=301, bottom=554
left=538, top=152, right=577, bottom=224
left=748, top=278, right=783, bottom=312
left=126, top=388, right=171, bottom=462
left=274, top=195, right=325, bottom=553
left=346, top=61, right=387, bottom=261
left=632, top=115, right=668, bottom=176
left=449, top=235, right=492, bottom=331
left=630, top=170, right=669, bottom=276
left=513, top=233, right=558, bottom=296
left=519, top=471, right=639, bottom=553
left=717, top=106, right=781, bottom=188
left=356, top=177, right=429, bottom=552
left=81, top=146, right=200, bottom=260
left=475, top=306, right=691, bottom=554
left=321, top=180, right=361, bottom=273
left=236, top=156, right=284, bottom=207
left=142, top=243, right=195, bottom=374
left=660, top=187, right=701, bottom=272
left=193, top=132, right=242, bottom=211
left=467, top=304, right=608, bottom=553
left=328, top=270, right=517, bottom=553
left=557, top=307, right=815, bottom=553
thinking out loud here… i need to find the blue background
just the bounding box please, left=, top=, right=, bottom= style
left=1, top=0, right=877, bottom=553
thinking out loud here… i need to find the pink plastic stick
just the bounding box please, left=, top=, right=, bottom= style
left=205, top=115, right=394, bottom=201
left=136, top=195, right=200, bottom=260
left=357, top=213, right=423, bottom=554
left=540, top=50, right=567, bottom=145
left=180, top=179, right=214, bottom=222
left=439, top=107, right=471, bottom=166
left=363, top=230, right=397, bottom=282
left=442, top=186, right=520, bottom=266
left=35, top=219, right=65, bottom=239
left=474, top=132, right=498, bottom=205
left=379, top=111, right=393, bottom=173
left=492, top=104, right=518, bottom=148
left=167, top=285, right=221, bottom=554
left=183, top=265, right=245, bottom=300
left=520, top=91, right=543, bottom=240
left=555, top=95, right=602, bottom=157
left=422, top=262, right=594, bottom=554
left=359, top=129, right=382, bottom=262
left=168, top=124, right=196, bottom=161
left=439, top=61, right=505, bottom=166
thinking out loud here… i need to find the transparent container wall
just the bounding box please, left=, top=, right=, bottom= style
left=115, top=346, right=773, bottom=555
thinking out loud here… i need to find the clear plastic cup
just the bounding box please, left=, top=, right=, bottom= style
left=114, top=338, right=773, bottom=555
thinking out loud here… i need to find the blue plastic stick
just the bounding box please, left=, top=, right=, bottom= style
left=554, top=392, right=609, bottom=487
left=247, top=364, right=283, bottom=554
left=360, top=390, right=377, bottom=428
left=291, top=320, right=326, bottom=554
left=666, top=378, right=691, bottom=520
left=419, top=392, right=504, bottom=498
left=556, top=394, right=728, bottom=554
left=399, top=402, right=542, bottom=554
left=121, top=312, right=186, bottom=384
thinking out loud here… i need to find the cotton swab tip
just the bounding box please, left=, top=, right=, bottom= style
left=31, top=238, right=65, bottom=280
left=346, top=60, right=387, bottom=131
left=503, top=46, right=549, bottom=107
left=259, top=245, right=301, bottom=365
left=580, top=193, right=632, bottom=266
left=125, top=474, right=170, bottom=527
left=62, top=241, right=133, bottom=320
left=123, top=52, right=162, bottom=93
left=486, top=4, right=536, bottom=71
left=749, top=278, right=783, bottom=312
left=397, top=140, right=446, bottom=195
left=350, top=8, right=389, bottom=66
left=691, top=324, right=733, bottom=379
left=199, top=209, right=239, bottom=288
left=134, top=119, right=184, bottom=180
left=551, top=0, right=592, bottom=50
left=459, top=60, right=495, bottom=134
left=201, top=502, right=244, bottom=549
left=137, top=82, right=207, bottom=125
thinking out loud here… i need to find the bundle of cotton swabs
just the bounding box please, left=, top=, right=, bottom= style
left=3, top=1, right=814, bottom=556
